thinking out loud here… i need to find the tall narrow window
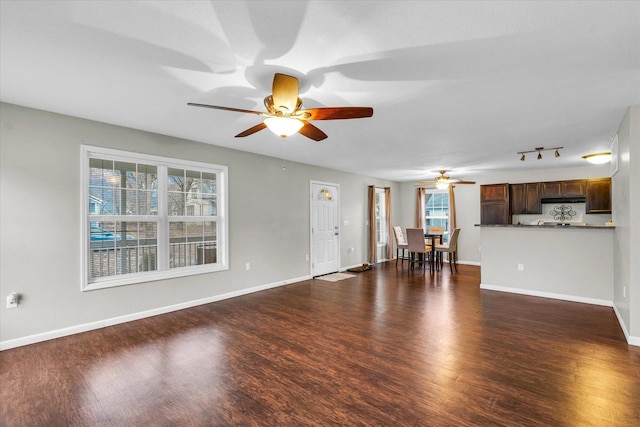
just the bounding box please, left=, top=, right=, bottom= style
left=425, top=190, right=450, bottom=242
left=375, top=188, right=387, bottom=245
left=82, top=146, right=228, bottom=290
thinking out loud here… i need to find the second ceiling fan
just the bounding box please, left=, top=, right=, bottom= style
left=417, top=170, right=476, bottom=189
left=188, top=73, right=374, bottom=141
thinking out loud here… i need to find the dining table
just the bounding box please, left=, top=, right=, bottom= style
left=424, top=231, right=443, bottom=270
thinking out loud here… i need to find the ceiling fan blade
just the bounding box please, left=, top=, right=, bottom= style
left=299, top=107, right=374, bottom=120
left=187, top=103, right=264, bottom=115
left=235, top=122, right=267, bottom=137
left=452, top=180, right=476, bottom=185
left=298, top=121, right=327, bottom=141
left=272, top=73, right=299, bottom=113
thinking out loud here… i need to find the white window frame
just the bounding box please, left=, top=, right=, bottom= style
left=375, top=187, right=387, bottom=246
left=81, top=145, right=228, bottom=291
left=424, top=189, right=450, bottom=242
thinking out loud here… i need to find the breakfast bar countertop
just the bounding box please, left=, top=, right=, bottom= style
left=475, top=223, right=615, bottom=229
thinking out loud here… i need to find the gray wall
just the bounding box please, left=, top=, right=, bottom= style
left=479, top=226, right=613, bottom=303
left=612, top=105, right=640, bottom=342
left=0, top=103, right=399, bottom=344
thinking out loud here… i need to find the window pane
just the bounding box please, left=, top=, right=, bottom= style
left=135, top=164, right=157, bottom=215
left=168, top=192, right=185, bottom=216
left=89, top=221, right=157, bottom=279
left=138, top=190, right=156, bottom=215
left=169, top=220, right=217, bottom=268
left=169, top=222, right=189, bottom=268
left=137, top=222, right=158, bottom=272
left=201, top=172, right=216, bottom=195
left=200, top=173, right=217, bottom=215
left=90, top=158, right=115, bottom=187
left=425, top=192, right=450, bottom=242
left=90, top=159, right=158, bottom=216
left=168, top=168, right=185, bottom=192
left=137, top=164, right=157, bottom=189
left=201, top=221, right=217, bottom=265
left=89, top=186, right=113, bottom=215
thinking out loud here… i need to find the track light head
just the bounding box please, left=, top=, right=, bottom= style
left=537, top=152, right=542, bottom=160
left=520, top=154, right=525, bottom=161
left=555, top=149, right=560, bottom=158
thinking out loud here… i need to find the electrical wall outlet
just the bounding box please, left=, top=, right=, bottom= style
left=517, top=263, right=524, bottom=272
left=6, top=292, right=18, bottom=309
left=245, top=262, right=251, bottom=271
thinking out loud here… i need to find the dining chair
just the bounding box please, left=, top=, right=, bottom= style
left=435, top=227, right=461, bottom=273
left=427, top=226, right=445, bottom=245
left=406, top=228, right=433, bottom=273
left=392, top=226, right=409, bottom=266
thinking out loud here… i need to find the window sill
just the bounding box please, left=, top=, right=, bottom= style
left=83, top=264, right=229, bottom=291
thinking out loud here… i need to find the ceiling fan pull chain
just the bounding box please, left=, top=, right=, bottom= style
left=282, top=140, right=287, bottom=172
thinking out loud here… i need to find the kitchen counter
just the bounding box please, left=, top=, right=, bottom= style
left=475, top=223, right=614, bottom=229
left=478, top=225, right=613, bottom=305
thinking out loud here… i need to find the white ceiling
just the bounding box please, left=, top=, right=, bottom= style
left=1, top=1, right=639, bottom=182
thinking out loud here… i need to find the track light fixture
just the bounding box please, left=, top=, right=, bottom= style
left=517, top=146, right=563, bottom=161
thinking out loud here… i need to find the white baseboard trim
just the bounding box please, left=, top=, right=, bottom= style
left=612, top=304, right=640, bottom=347
left=0, top=274, right=311, bottom=351
left=458, top=260, right=481, bottom=266
left=479, top=283, right=613, bottom=307
left=341, top=263, right=364, bottom=272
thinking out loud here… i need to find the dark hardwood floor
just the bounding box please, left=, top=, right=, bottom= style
left=1, top=263, right=639, bottom=426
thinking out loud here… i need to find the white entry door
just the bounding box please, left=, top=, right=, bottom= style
left=311, top=182, right=340, bottom=276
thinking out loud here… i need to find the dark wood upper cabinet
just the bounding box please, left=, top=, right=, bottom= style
left=562, top=180, right=586, bottom=197
left=540, top=181, right=562, bottom=198
left=482, top=178, right=612, bottom=220
left=480, top=183, right=510, bottom=224
left=586, top=178, right=612, bottom=214
left=541, top=180, right=586, bottom=198
left=510, top=183, right=541, bottom=214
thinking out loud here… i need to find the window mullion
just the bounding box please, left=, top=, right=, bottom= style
left=157, top=165, right=169, bottom=271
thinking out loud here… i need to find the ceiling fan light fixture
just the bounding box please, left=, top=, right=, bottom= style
left=435, top=180, right=450, bottom=190
left=582, top=152, right=611, bottom=164
left=264, top=117, right=304, bottom=139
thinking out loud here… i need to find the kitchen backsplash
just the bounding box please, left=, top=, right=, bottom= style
left=513, top=203, right=612, bottom=225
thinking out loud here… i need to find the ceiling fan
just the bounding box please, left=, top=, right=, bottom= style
left=417, top=170, right=476, bottom=189
left=188, top=73, right=374, bottom=141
